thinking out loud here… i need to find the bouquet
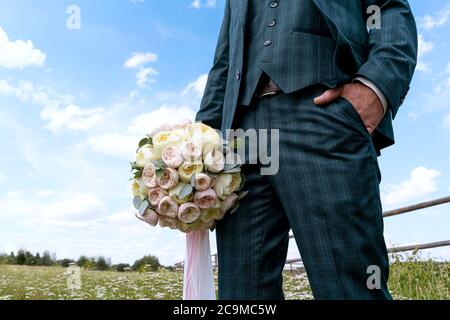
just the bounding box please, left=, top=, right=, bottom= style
left=131, top=120, right=246, bottom=233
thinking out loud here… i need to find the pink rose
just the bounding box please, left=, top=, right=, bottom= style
left=178, top=202, right=201, bottom=224
left=157, top=167, right=179, bottom=189
left=147, top=187, right=167, bottom=207
left=194, top=189, right=218, bottom=209
left=136, top=209, right=159, bottom=227
left=161, top=146, right=183, bottom=168
left=181, top=141, right=202, bottom=161
left=194, top=173, right=211, bottom=191
left=142, top=164, right=157, bottom=188
left=159, top=216, right=178, bottom=230
left=157, top=196, right=179, bottom=218
left=219, top=193, right=239, bottom=218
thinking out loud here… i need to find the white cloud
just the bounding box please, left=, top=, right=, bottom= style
left=42, top=193, right=106, bottom=221
left=124, top=52, right=159, bottom=88
left=191, top=0, right=216, bottom=9
left=416, top=34, right=433, bottom=72
left=136, top=67, right=158, bottom=88
left=0, top=79, right=106, bottom=133
left=0, top=192, right=106, bottom=228
left=41, top=104, right=104, bottom=133
left=86, top=104, right=196, bottom=159
left=420, top=5, right=450, bottom=30
left=124, top=52, right=157, bottom=69
left=382, top=167, right=441, bottom=208
left=128, top=104, right=196, bottom=136
left=183, top=73, right=208, bottom=98
left=0, top=79, right=73, bottom=107
left=0, top=27, right=46, bottom=69
left=86, top=133, right=139, bottom=159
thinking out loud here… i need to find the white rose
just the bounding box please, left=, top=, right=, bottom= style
left=200, top=207, right=221, bottom=224
left=213, top=173, right=242, bottom=200
left=136, top=144, right=159, bottom=168
left=153, top=130, right=184, bottom=156
left=187, top=123, right=222, bottom=152
left=132, top=178, right=150, bottom=200
left=178, top=161, right=204, bottom=183
left=204, top=149, right=225, bottom=173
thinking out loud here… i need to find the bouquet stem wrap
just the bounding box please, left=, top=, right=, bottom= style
left=183, top=229, right=216, bottom=300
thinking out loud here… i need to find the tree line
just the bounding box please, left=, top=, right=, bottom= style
left=0, top=250, right=169, bottom=272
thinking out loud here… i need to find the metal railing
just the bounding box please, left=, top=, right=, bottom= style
left=176, top=196, right=450, bottom=270
left=285, top=196, right=450, bottom=270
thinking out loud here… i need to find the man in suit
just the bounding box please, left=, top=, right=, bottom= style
left=196, top=0, right=417, bottom=300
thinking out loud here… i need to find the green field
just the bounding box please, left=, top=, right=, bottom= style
left=0, top=259, right=448, bottom=300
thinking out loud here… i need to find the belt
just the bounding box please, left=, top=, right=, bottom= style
left=256, top=75, right=282, bottom=99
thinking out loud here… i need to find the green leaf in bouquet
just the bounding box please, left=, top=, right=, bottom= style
left=230, top=202, right=240, bottom=215
left=138, top=137, right=150, bottom=149
left=134, top=169, right=143, bottom=179
left=238, top=190, right=249, bottom=201
left=209, top=221, right=217, bottom=232
left=222, top=167, right=241, bottom=174
left=222, top=162, right=240, bottom=172
left=155, top=168, right=165, bottom=178
left=179, top=184, right=193, bottom=199
left=207, top=173, right=219, bottom=179
left=151, top=160, right=166, bottom=170
left=138, top=200, right=149, bottom=216
left=133, top=196, right=143, bottom=210
left=190, top=173, right=197, bottom=187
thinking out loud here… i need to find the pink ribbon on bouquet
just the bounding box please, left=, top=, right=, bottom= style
left=183, top=228, right=216, bottom=300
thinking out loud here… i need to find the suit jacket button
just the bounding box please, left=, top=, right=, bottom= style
left=236, top=71, right=241, bottom=80
left=268, top=19, right=276, bottom=27
left=264, top=40, right=272, bottom=46
left=270, top=2, right=278, bottom=8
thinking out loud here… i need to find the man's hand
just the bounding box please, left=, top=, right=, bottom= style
left=313, top=82, right=384, bottom=135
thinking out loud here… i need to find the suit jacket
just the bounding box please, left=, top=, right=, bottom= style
left=196, top=0, right=418, bottom=152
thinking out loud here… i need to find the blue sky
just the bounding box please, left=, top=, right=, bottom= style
left=0, top=0, right=449, bottom=265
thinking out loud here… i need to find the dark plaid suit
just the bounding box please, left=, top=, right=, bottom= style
left=196, top=0, right=417, bottom=300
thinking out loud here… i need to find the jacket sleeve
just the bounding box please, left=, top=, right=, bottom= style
left=356, top=0, right=418, bottom=119
left=195, top=0, right=231, bottom=130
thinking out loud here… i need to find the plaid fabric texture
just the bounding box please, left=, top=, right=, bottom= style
left=217, top=87, right=392, bottom=300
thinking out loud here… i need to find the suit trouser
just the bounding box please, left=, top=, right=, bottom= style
left=216, top=85, right=392, bottom=300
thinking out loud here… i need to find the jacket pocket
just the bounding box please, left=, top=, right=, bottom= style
left=339, top=97, right=371, bottom=140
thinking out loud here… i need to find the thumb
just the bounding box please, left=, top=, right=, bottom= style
left=314, top=86, right=343, bottom=106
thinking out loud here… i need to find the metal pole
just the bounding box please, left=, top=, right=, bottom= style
left=383, top=196, right=450, bottom=218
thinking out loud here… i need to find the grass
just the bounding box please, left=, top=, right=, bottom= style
left=388, top=253, right=449, bottom=300
left=0, top=257, right=448, bottom=300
